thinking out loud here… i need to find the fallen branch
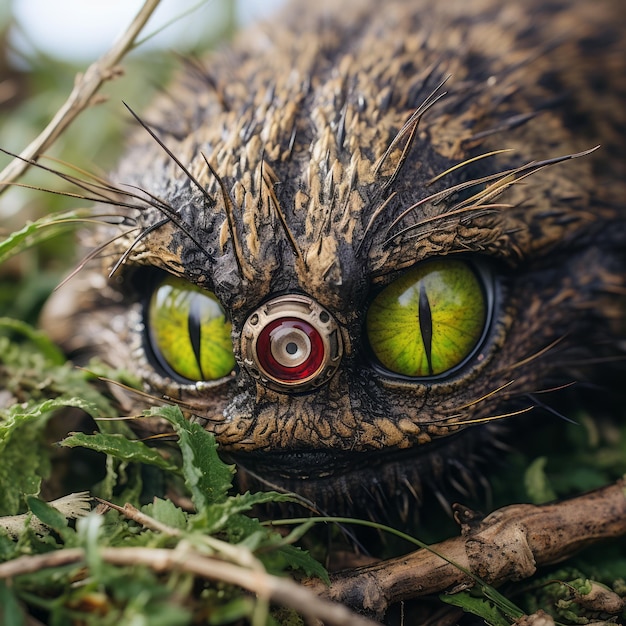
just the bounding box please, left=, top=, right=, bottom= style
left=308, top=479, right=626, bottom=618
left=0, top=0, right=161, bottom=192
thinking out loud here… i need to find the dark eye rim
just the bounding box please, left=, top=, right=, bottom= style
left=363, top=257, right=497, bottom=383
left=141, top=271, right=237, bottom=387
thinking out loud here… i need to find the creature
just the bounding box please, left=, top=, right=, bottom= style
left=43, top=0, right=625, bottom=527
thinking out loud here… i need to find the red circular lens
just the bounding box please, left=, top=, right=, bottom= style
left=256, top=317, right=325, bottom=382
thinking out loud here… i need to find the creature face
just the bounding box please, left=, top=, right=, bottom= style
left=44, top=0, right=625, bottom=517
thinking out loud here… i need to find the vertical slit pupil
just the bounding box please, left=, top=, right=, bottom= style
left=188, top=294, right=204, bottom=377
left=418, top=282, right=434, bottom=376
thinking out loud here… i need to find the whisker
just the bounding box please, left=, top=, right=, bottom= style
left=383, top=146, right=599, bottom=244
left=356, top=191, right=397, bottom=255
left=0, top=147, right=146, bottom=209
left=117, top=182, right=176, bottom=212
left=55, top=226, right=141, bottom=290
left=466, top=112, right=539, bottom=146
left=449, top=380, right=517, bottom=412
left=40, top=154, right=111, bottom=186
left=0, top=180, right=127, bottom=207
left=112, top=190, right=218, bottom=268
left=374, top=76, right=450, bottom=181
left=384, top=167, right=517, bottom=237
left=137, top=431, right=179, bottom=442
left=94, top=414, right=145, bottom=422
left=524, top=394, right=578, bottom=425
left=383, top=203, right=510, bottom=248
left=83, top=370, right=228, bottom=422
left=123, top=102, right=216, bottom=207
left=426, top=149, right=515, bottom=186
left=442, top=405, right=534, bottom=427
left=260, top=157, right=303, bottom=263
left=500, top=336, right=566, bottom=373
left=531, top=382, right=577, bottom=394
left=237, top=466, right=322, bottom=515
left=464, top=146, right=599, bottom=209
left=78, top=369, right=156, bottom=400
left=201, top=152, right=252, bottom=280
left=1, top=174, right=147, bottom=213
left=108, top=218, right=171, bottom=277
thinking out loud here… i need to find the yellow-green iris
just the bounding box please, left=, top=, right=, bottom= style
left=148, top=275, right=235, bottom=381
left=366, top=260, right=486, bottom=377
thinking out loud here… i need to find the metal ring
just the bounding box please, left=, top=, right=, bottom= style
left=241, top=294, right=343, bottom=391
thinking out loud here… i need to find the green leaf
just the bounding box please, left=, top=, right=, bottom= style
left=0, top=317, right=65, bottom=364
left=0, top=397, right=107, bottom=429
left=26, top=496, right=68, bottom=532
left=441, top=591, right=511, bottom=626
left=0, top=580, right=26, bottom=626
left=0, top=209, right=90, bottom=266
left=0, top=397, right=107, bottom=515
left=0, top=336, right=117, bottom=417
left=142, top=498, right=188, bottom=531
left=61, top=431, right=178, bottom=472
left=271, top=544, right=330, bottom=583
left=0, top=531, right=19, bottom=561
left=76, top=514, right=104, bottom=578
left=145, top=405, right=235, bottom=508
left=524, top=457, right=557, bottom=504
left=0, top=404, right=52, bottom=515
left=207, top=595, right=255, bottom=625
left=193, top=491, right=295, bottom=535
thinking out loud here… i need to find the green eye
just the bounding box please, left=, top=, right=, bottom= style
left=366, top=260, right=488, bottom=378
left=148, top=275, right=235, bottom=382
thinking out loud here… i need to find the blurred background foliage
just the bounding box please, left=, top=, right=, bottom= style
left=0, top=0, right=254, bottom=323
left=0, top=2, right=624, bottom=623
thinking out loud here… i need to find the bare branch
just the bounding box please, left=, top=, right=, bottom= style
left=308, top=480, right=626, bottom=618
left=0, top=0, right=161, bottom=193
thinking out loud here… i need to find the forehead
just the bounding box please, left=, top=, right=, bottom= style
left=109, top=0, right=606, bottom=313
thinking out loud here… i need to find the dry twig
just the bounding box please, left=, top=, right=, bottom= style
left=0, top=0, right=161, bottom=192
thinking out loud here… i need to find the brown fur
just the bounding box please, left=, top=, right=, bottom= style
left=44, top=0, right=625, bottom=518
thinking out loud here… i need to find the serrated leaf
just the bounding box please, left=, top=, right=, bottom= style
left=0, top=331, right=118, bottom=419
left=1, top=396, right=102, bottom=427
left=142, top=498, right=188, bottom=531
left=268, top=544, right=330, bottom=584
left=193, top=491, right=296, bottom=535
left=145, top=405, right=235, bottom=508
left=61, top=431, right=178, bottom=472
left=222, top=514, right=330, bottom=583
left=441, top=591, right=511, bottom=626
left=0, top=397, right=106, bottom=515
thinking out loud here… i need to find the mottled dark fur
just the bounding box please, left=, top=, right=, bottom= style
left=44, top=0, right=625, bottom=523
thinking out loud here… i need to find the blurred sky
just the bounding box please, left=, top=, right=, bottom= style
left=9, top=0, right=287, bottom=62
left=0, top=0, right=287, bottom=220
